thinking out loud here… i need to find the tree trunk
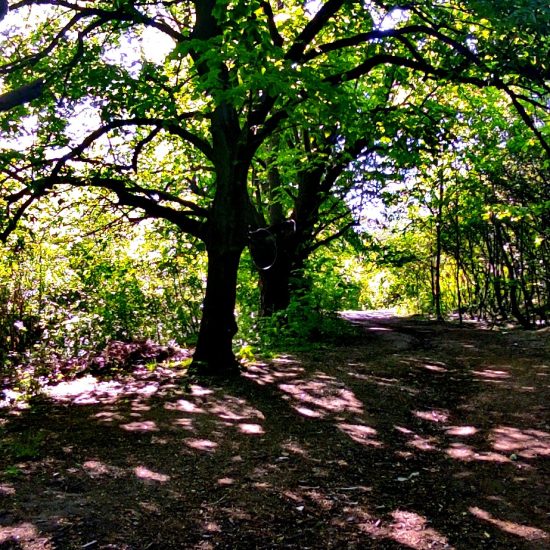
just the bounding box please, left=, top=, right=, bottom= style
left=454, top=201, right=463, bottom=325
left=255, top=158, right=327, bottom=317
left=434, top=177, right=444, bottom=321
left=259, top=259, right=292, bottom=316
left=255, top=228, right=308, bottom=317
left=192, top=244, right=243, bottom=376
left=190, top=100, right=252, bottom=376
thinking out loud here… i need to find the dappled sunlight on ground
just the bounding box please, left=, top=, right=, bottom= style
left=45, top=375, right=125, bottom=404
left=0, top=482, right=16, bottom=495
left=165, top=398, right=205, bottom=414
left=0, top=522, right=52, bottom=549
left=82, top=459, right=124, bottom=478
left=280, top=440, right=310, bottom=458
left=445, top=425, right=478, bottom=436
left=413, top=408, right=450, bottom=423
left=445, top=442, right=510, bottom=463
left=163, top=390, right=268, bottom=445
left=491, top=426, right=550, bottom=458
left=93, top=409, right=125, bottom=424
left=172, top=417, right=195, bottom=431
left=407, top=433, right=439, bottom=452
left=278, top=377, right=364, bottom=418
left=396, top=416, right=550, bottom=465
left=121, top=420, right=159, bottom=432
left=207, top=395, right=265, bottom=423
left=473, top=367, right=512, bottom=382
left=245, top=359, right=381, bottom=447
left=1, top=313, right=549, bottom=548
left=329, top=505, right=453, bottom=549
left=189, top=385, right=215, bottom=396
left=337, top=423, right=381, bottom=447
left=242, top=360, right=304, bottom=385
left=237, top=423, right=264, bottom=435
left=217, top=477, right=235, bottom=486
left=45, top=371, right=271, bottom=447
left=184, top=438, right=218, bottom=452
left=41, top=367, right=183, bottom=406
left=134, top=465, right=170, bottom=483
left=386, top=510, right=453, bottom=549
left=82, top=459, right=172, bottom=484
left=470, top=506, right=549, bottom=542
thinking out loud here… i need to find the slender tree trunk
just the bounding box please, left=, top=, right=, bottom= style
left=434, top=220, right=443, bottom=321
left=497, top=225, right=531, bottom=329
left=432, top=176, right=444, bottom=321
left=452, top=198, right=463, bottom=325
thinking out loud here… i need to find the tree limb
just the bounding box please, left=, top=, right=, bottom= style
left=0, top=80, right=44, bottom=112
left=260, top=1, right=284, bottom=47
left=0, top=0, right=8, bottom=21
left=50, top=117, right=213, bottom=177
left=306, top=219, right=357, bottom=256
left=285, top=0, right=345, bottom=62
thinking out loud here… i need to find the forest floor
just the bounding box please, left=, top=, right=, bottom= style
left=0, top=312, right=549, bottom=549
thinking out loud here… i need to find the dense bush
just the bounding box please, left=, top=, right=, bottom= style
left=0, top=214, right=206, bottom=379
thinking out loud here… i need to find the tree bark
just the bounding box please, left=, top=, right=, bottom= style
left=256, top=235, right=304, bottom=316
left=0, top=80, right=44, bottom=112
left=259, top=258, right=292, bottom=316
left=190, top=101, right=252, bottom=375
left=256, top=163, right=325, bottom=316
left=253, top=221, right=308, bottom=316
left=192, top=244, right=242, bottom=376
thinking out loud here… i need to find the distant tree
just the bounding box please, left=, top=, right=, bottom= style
left=378, top=85, right=549, bottom=325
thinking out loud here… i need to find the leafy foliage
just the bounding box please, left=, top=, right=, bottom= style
left=0, top=207, right=205, bottom=380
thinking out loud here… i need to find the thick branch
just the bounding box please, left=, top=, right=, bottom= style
left=84, top=176, right=207, bottom=238
left=306, top=219, right=357, bottom=256
left=301, top=26, right=441, bottom=62
left=51, top=117, right=213, bottom=176
left=506, top=91, right=550, bottom=158
left=285, top=0, right=345, bottom=62
left=260, top=1, right=284, bottom=47
left=54, top=175, right=207, bottom=238
left=128, top=183, right=209, bottom=217
left=0, top=195, right=34, bottom=243
left=0, top=79, right=44, bottom=112
left=0, top=0, right=8, bottom=21
left=12, top=0, right=183, bottom=41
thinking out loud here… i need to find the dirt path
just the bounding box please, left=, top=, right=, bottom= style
left=1, top=313, right=549, bottom=549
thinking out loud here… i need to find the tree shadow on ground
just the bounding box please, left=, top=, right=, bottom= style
left=0, top=313, right=548, bottom=549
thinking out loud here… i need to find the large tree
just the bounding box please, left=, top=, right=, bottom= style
left=251, top=71, right=449, bottom=316
left=251, top=0, right=550, bottom=316
left=1, top=0, right=548, bottom=375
